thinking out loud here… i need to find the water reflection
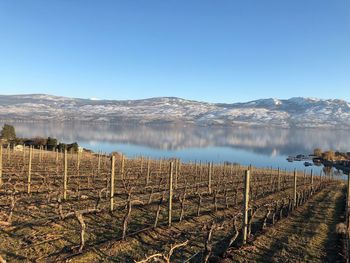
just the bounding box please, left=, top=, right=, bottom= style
left=2, top=121, right=349, bottom=175
left=5, top=122, right=350, bottom=154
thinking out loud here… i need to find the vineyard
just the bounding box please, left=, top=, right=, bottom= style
left=0, top=146, right=348, bottom=262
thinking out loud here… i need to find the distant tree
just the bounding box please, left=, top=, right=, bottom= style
left=335, top=151, right=347, bottom=160
left=13, top=137, right=25, bottom=145
left=0, top=124, right=16, bottom=140
left=52, top=141, right=80, bottom=152
left=46, top=137, right=58, bottom=150
left=68, top=142, right=79, bottom=153
left=32, top=137, right=47, bottom=148
left=57, top=143, right=67, bottom=152
left=313, top=148, right=322, bottom=157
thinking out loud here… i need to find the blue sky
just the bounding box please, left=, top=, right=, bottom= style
left=0, top=0, right=349, bottom=103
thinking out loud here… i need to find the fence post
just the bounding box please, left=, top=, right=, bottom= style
left=310, top=169, right=314, bottom=193
left=178, top=159, right=181, bottom=181
left=208, top=162, right=212, bottom=194
left=121, top=154, right=125, bottom=180
left=243, top=169, right=250, bottom=245
left=110, top=155, right=115, bottom=211
left=63, top=149, right=68, bottom=200
left=146, top=158, right=151, bottom=185
left=159, top=158, right=162, bottom=174
left=168, top=161, right=174, bottom=227
left=77, top=151, right=80, bottom=172
left=27, top=146, right=33, bottom=194
left=0, top=145, right=2, bottom=185
left=277, top=167, right=280, bottom=191
left=22, top=144, right=25, bottom=162
left=293, top=169, right=297, bottom=207
left=55, top=148, right=59, bottom=163
left=39, top=145, right=42, bottom=162
left=140, top=156, right=144, bottom=174
left=7, top=144, right=10, bottom=162
left=269, top=167, right=273, bottom=189
left=97, top=152, right=101, bottom=175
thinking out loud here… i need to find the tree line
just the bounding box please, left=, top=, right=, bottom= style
left=313, top=148, right=350, bottom=162
left=0, top=123, right=80, bottom=152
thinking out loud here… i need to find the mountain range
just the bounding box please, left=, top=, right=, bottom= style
left=0, top=94, right=349, bottom=128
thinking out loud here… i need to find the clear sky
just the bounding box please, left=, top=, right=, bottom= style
left=0, top=0, right=349, bottom=103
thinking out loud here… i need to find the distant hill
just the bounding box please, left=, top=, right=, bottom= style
left=0, top=94, right=350, bottom=128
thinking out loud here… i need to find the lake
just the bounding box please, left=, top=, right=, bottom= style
left=2, top=121, right=349, bottom=176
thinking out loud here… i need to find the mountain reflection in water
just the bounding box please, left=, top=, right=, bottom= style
left=3, top=121, right=349, bottom=175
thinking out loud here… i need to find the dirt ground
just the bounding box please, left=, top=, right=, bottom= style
left=0, top=149, right=343, bottom=262
left=223, top=183, right=346, bottom=263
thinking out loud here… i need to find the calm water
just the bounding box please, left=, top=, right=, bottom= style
left=3, top=121, right=350, bottom=175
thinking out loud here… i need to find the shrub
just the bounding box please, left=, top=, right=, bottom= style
left=0, top=124, right=16, bottom=140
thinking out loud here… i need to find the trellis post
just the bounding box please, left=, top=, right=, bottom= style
left=293, top=169, right=297, bottom=207
left=242, top=169, right=250, bottom=245
left=168, top=162, right=174, bottom=226
left=63, top=149, right=68, bottom=200
left=27, top=146, right=33, bottom=194
left=110, top=155, right=115, bottom=211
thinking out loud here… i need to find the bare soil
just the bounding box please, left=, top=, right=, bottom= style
left=222, top=183, right=346, bottom=263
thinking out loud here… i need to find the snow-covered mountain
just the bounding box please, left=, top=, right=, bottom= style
left=0, top=94, right=349, bottom=128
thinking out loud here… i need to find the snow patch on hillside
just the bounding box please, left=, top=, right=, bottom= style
left=0, top=94, right=349, bottom=128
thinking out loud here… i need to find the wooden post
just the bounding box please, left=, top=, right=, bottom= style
left=22, top=144, right=25, bottom=162
left=110, top=155, right=115, bottom=211
left=146, top=158, right=150, bottom=185
left=208, top=162, right=212, bottom=194
left=105, top=155, right=109, bottom=190
left=140, top=156, right=144, bottom=174
left=63, top=149, right=68, bottom=200
left=242, top=170, right=250, bottom=245
left=77, top=151, right=80, bottom=172
left=311, top=169, right=314, bottom=192
left=0, top=145, right=3, bottom=185
left=121, top=154, right=125, bottom=180
left=97, top=152, right=101, bottom=174
left=293, top=169, right=297, bottom=207
left=7, top=144, right=10, bottom=162
left=269, top=167, right=273, bottom=188
left=56, top=148, right=59, bottom=163
left=39, top=145, right=42, bottom=162
left=43, top=145, right=46, bottom=160
left=168, top=162, right=174, bottom=227
left=27, top=146, right=33, bottom=194
left=159, top=158, right=162, bottom=174
left=178, top=159, right=181, bottom=180
left=277, top=167, right=281, bottom=191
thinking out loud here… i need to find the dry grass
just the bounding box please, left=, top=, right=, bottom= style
left=224, top=182, right=345, bottom=263
left=0, top=148, right=336, bottom=262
